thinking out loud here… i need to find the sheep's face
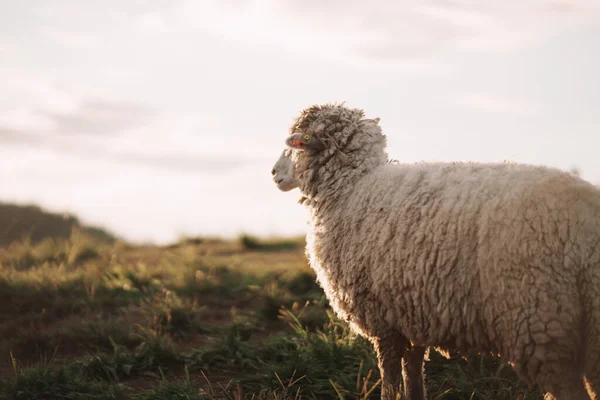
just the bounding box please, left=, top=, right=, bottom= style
left=274, top=103, right=386, bottom=199
left=271, top=149, right=299, bottom=192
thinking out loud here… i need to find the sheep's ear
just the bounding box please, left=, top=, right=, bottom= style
left=285, top=132, right=326, bottom=152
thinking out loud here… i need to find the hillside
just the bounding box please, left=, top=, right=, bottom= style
left=0, top=201, right=116, bottom=247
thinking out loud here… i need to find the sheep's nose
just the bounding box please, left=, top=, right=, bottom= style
left=271, top=168, right=276, bottom=176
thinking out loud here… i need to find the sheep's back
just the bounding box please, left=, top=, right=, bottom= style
left=308, top=161, right=600, bottom=360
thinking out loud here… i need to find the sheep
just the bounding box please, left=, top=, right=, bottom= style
left=270, top=102, right=600, bottom=400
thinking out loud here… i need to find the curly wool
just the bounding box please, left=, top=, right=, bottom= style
left=286, top=103, right=600, bottom=397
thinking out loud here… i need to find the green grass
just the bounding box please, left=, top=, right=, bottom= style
left=2, top=355, right=125, bottom=400
left=0, top=231, right=544, bottom=399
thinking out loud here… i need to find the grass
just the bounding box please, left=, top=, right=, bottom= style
left=0, top=231, right=544, bottom=399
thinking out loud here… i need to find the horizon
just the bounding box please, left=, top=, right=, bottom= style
left=2, top=1, right=600, bottom=245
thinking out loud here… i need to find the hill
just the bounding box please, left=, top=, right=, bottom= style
left=0, top=201, right=116, bottom=247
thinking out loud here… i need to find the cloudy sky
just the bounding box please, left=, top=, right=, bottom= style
left=1, top=0, right=599, bottom=244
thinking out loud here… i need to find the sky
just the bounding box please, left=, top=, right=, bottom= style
left=1, top=0, right=599, bottom=244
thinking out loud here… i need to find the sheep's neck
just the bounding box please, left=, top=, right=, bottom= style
left=299, top=151, right=387, bottom=217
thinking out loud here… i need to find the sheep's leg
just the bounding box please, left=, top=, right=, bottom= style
left=583, top=297, right=600, bottom=400
left=374, top=332, right=409, bottom=400
left=402, top=345, right=428, bottom=400
left=541, top=379, right=588, bottom=400
left=536, top=361, right=588, bottom=400
left=584, top=339, right=600, bottom=399
left=585, top=362, right=600, bottom=400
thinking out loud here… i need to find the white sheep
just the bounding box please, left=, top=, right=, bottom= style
left=271, top=103, right=600, bottom=400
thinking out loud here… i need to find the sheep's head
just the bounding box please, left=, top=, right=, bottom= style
left=272, top=103, right=386, bottom=201
left=271, top=149, right=298, bottom=192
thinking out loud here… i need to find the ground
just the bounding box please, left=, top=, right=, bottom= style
left=0, top=232, right=544, bottom=399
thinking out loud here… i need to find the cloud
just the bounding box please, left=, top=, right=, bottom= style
left=40, top=98, right=156, bottom=136
left=39, top=26, right=104, bottom=50
left=0, top=123, right=87, bottom=152
left=455, top=92, right=541, bottom=116
left=0, top=81, right=156, bottom=138
left=6, top=0, right=600, bottom=75
left=0, top=78, right=259, bottom=173
left=104, top=151, right=254, bottom=173
left=0, top=127, right=45, bottom=146
left=16, top=0, right=598, bottom=75
left=0, top=119, right=258, bottom=174
left=169, top=0, right=600, bottom=67
left=0, top=123, right=255, bottom=173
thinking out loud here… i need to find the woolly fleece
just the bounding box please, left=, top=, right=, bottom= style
left=274, top=103, right=600, bottom=399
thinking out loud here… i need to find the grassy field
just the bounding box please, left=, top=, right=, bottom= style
left=0, top=230, right=545, bottom=399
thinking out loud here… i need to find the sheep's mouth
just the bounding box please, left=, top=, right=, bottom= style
left=274, top=177, right=298, bottom=192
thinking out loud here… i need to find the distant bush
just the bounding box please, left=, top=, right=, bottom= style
left=240, top=235, right=303, bottom=252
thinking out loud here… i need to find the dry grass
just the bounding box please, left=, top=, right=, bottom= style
left=0, top=232, right=543, bottom=399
